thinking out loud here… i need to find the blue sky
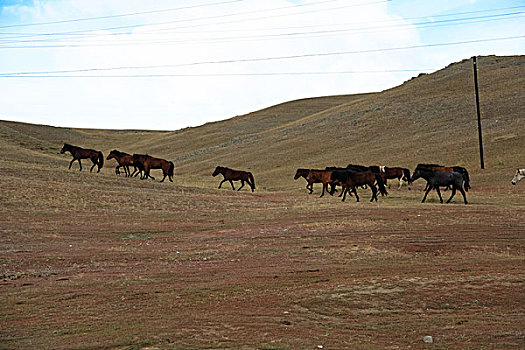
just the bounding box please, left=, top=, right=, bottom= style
left=0, top=0, right=524, bottom=130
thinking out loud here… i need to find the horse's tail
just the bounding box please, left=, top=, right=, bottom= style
left=169, top=161, right=174, bottom=176
left=98, top=151, right=104, bottom=170
left=249, top=172, right=256, bottom=190
left=462, top=168, right=471, bottom=192
left=403, top=168, right=411, bottom=181
left=375, top=173, right=388, bottom=196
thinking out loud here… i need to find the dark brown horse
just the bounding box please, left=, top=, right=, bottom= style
left=331, top=169, right=388, bottom=202
left=106, top=150, right=134, bottom=177
left=60, top=143, right=104, bottom=172
left=379, top=166, right=411, bottom=188
left=212, top=166, right=255, bottom=192
left=132, top=154, right=174, bottom=182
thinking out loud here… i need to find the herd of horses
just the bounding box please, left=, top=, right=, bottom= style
left=60, top=143, right=174, bottom=182
left=294, top=163, right=471, bottom=204
left=60, top=143, right=523, bottom=205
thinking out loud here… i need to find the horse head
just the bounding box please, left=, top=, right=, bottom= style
left=409, top=167, right=424, bottom=184
left=106, top=150, right=117, bottom=160
left=212, top=166, right=223, bottom=177
left=511, top=169, right=524, bottom=185
left=60, top=143, right=70, bottom=154
left=294, top=168, right=308, bottom=180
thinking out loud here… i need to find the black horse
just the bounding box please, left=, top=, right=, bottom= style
left=410, top=167, right=468, bottom=204
left=60, top=143, right=104, bottom=172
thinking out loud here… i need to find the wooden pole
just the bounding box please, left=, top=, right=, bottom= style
left=472, top=56, right=485, bottom=169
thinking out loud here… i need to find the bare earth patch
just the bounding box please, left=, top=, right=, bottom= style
left=1, top=161, right=524, bottom=350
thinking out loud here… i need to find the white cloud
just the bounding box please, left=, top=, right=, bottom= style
left=0, top=0, right=523, bottom=130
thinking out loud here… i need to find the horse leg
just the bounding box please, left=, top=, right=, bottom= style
left=218, top=179, right=226, bottom=189
left=341, top=186, right=348, bottom=202
left=458, top=187, right=468, bottom=204
left=421, top=186, right=433, bottom=203
left=237, top=180, right=245, bottom=191
left=329, top=183, right=337, bottom=196
left=307, top=182, right=313, bottom=194
left=446, top=187, right=456, bottom=203
left=229, top=180, right=235, bottom=190
left=68, top=158, right=76, bottom=170
left=160, top=174, right=167, bottom=182
left=77, top=159, right=82, bottom=171
left=435, top=187, right=444, bottom=203
left=90, top=159, right=97, bottom=172
left=320, top=182, right=327, bottom=197
left=370, top=184, right=378, bottom=202
left=353, top=186, right=360, bottom=202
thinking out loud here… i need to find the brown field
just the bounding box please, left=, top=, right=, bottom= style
left=1, top=55, right=524, bottom=349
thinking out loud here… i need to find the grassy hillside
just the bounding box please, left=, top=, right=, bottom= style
left=1, top=55, right=524, bottom=350
left=1, top=55, right=523, bottom=191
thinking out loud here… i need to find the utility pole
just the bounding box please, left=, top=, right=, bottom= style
left=472, top=56, right=485, bottom=169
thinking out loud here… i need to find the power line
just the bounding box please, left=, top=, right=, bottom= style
left=1, top=11, right=522, bottom=48
left=0, top=0, right=244, bottom=29
left=165, top=4, right=525, bottom=36
left=1, top=35, right=522, bottom=77
left=2, top=4, right=522, bottom=38
left=0, top=0, right=387, bottom=39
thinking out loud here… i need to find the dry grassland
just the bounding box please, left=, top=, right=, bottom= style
left=1, top=55, right=524, bottom=349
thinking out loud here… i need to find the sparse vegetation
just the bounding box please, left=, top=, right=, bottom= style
left=0, top=56, right=524, bottom=349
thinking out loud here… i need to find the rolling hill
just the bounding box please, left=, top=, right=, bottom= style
left=1, top=55, right=524, bottom=350
left=1, top=55, right=524, bottom=191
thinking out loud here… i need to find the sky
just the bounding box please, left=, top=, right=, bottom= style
left=0, top=0, right=524, bottom=130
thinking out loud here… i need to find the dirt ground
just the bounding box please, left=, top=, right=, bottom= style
left=1, top=162, right=524, bottom=350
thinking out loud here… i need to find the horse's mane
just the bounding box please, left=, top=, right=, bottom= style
left=111, top=150, right=128, bottom=157
left=417, top=163, right=444, bottom=168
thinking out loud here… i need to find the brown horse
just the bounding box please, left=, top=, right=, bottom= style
left=331, top=169, right=388, bottom=202
left=294, top=168, right=336, bottom=195
left=132, top=154, right=174, bottom=182
left=294, top=168, right=318, bottom=194
left=379, top=166, right=411, bottom=189
left=212, top=166, right=255, bottom=192
left=106, top=150, right=135, bottom=177
left=304, top=169, right=337, bottom=197
left=60, top=143, right=104, bottom=172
